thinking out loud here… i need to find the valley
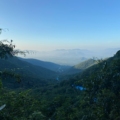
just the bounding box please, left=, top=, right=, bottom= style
left=0, top=44, right=120, bottom=119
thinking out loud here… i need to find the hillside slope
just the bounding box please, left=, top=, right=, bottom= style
left=68, top=50, right=120, bottom=120
left=0, top=57, right=57, bottom=88
left=64, top=59, right=97, bottom=74
left=19, top=58, right=71, bottom=72
left=19, top=58, right=61, bottom=71
left=74, top=58, right=97, bottom=69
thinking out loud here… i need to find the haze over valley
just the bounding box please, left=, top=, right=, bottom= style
left=19, top=48, right=120, bottom=65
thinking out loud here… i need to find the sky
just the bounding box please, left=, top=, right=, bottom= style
left=0, top=0, right=120, bottom=51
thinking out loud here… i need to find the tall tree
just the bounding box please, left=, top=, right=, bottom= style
left=0, top=28, right=26, bottom=83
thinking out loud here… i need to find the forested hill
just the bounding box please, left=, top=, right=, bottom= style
left=19, top=58, right=71, bottom=72
left=0, top=50, right=120, bottom=119
left=74, top=58, right=97, bottom=69
left=67, top=50, right=120, bottom=120
left=0, top=57, right=57, bottom=88
left=63, top=58, right=97, bottom=74
left=74, top=50, right=120, bottom=79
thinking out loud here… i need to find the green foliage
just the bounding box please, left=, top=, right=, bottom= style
left=0, top=28, right=27, bottom=83
left=0, top=28, right=120, bottom=119
left=72, top=51, right=120, bottom=120
left=0, top=40, right=26, bottom=59
left=0, top=78, right=3, bottom=89
left=0, top=89, right=46, bottom=119
left=29, top=111, right=46, bottom=120
left=0, top=28, right=26, bottom=58
left=74, top=58, right=97, bottom=69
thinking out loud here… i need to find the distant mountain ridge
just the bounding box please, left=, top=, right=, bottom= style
left=20, top=48, right=120, bottom=65
left=19, top=58, right=70, bottom=72
left=20, top=49, right=88, bottom=65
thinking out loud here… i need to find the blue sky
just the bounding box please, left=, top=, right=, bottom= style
left=0, top=0, right=120, bottom=51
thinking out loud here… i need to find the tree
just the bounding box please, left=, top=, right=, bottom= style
left=0, top=28, right=29, bottom=113
left=0, top=28, right=28, bottom=82
left=0, top=39, right=25, bottom=59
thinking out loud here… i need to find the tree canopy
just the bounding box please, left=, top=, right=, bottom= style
left=0, top=28, right=26, bottom=59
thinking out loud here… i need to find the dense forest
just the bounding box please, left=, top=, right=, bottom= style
left=0, top=30, right=120, bottom=120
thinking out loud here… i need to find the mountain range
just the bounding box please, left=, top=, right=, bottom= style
left=20, top=48, right=120, bottom=65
